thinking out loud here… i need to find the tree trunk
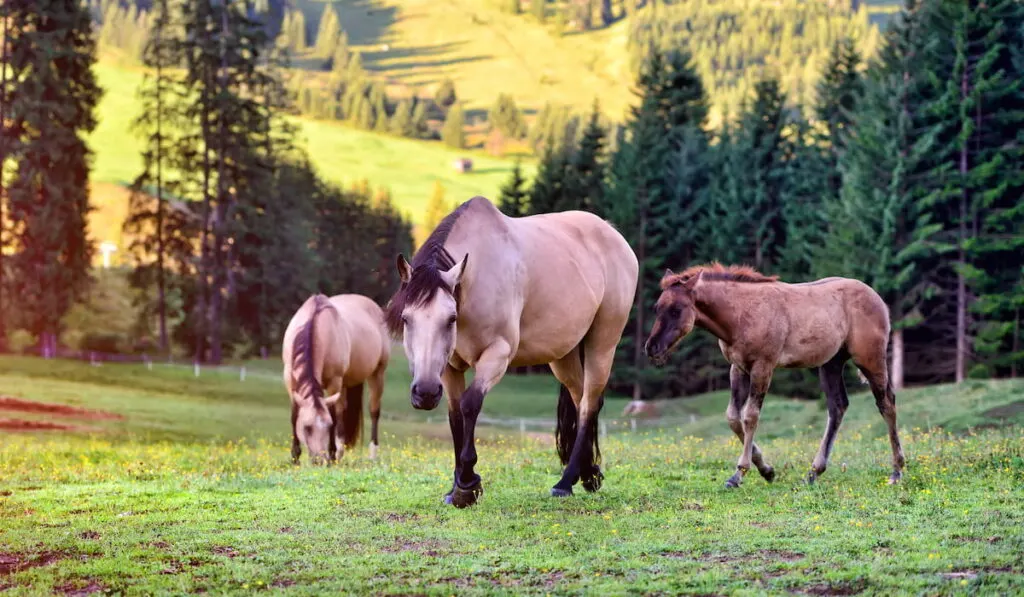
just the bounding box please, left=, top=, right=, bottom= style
left=890, top=327, right=904, bottom=391
left=600, top=0, right=613, bottom=25
left=632, top=189, right=647, bottom=402
left=0, top=12, right=8, bottom=353
left=208, top=0, right=231, bottom=365
left=1012, top=307, right=1019, bottom=379
left=155, top=15, right=168, bottom=354
left=955, top=66, right=969, bottom=384
left=196, top=8, right=213, bottom=364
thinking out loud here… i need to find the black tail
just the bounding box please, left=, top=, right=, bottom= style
left=554, top=341, right=602, bottom=469
left=340, top=383, right=364, bottom=448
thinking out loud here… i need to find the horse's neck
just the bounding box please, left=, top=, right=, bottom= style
left=693, top=283, right=738, bottom=344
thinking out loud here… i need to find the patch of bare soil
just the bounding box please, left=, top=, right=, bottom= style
left=78, top=531, right=100, bottom=541
left=983, top=400, right=1024, bottom=420
left=211, top=546, right=239, bottom=559
left=55, top=579, right=106, bottom=596
left=0, top=418, right=95, bottom=432
left=271, top=579, right=296, bottom=588
left=160, top=558, right=203, bottom=575
left=799, top=579, right=867, bottom=596
left=683, top=549, right=805, bottom=565
left=382, top=539, right=448, bottom=557
left=0, top=396, right=123, bottom=420
left=0, top=551, right=73, bottom=576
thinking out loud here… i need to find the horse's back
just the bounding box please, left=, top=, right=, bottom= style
left=328, top=294, right=390, bottom=379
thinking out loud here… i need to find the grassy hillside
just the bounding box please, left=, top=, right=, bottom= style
left=0, top=356, right=1021, bottom=594
left=86, top=60, right=532, bottom=256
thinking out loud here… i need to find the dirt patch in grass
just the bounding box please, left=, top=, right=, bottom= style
left=982, top=400, right=1024, bottom=420
left=0, top=396, right=124, bottom=420
left=55, top=579, right=106, bottom=596
left=0, top=418, right=96, bottom=432
left=78, top=531, right=101, bottom=540
left=148, top=541, right=172, bottom=550
left=382, top=539, right=448, bottom=557
left=799, top=579, right=867, bottom=596
left=271, top=578, right=296, bottom=588
left=211, top=546, right=240, bottom=559
left=384, top=513, right=422, bottom=523
left=0, top=550, right=74, bottom=576
left=160, top=558, right=203, bottom=575
left=687, top=549, right=805, bottom=565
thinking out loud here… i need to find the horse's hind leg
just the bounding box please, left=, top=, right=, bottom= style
left=368, top=365, right=386, bottom=459
left=726, top=365, right=774, bottom=483
left=290, top=402, right=301, bottom=465
left=807, top=354, right=850, bottom=484
left=853, top=358, right=906, bottom=484
left=548, top=345, right=586, bottom=497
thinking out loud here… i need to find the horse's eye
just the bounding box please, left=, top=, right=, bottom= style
left=447, top=315, right=457, bottom=326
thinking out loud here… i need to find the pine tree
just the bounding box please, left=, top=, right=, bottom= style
left=600, top=46, right=710, bottom=399
left=527, top=143, right=570, bottom=215
left=497, top=160, right=529, bottom=217
left=314, top=3, right=340, bottom=58
left=559, top=99, right=607, bottom=212
left=814, top=36, right=863, bottom=200
left=489, top=93, right=528, bottom=139
left=441, top=102, right=466, bottom=149
left=434, top=77, right=457, bottom=109
left=532, top=0, right=546, bottom=23
left=6, top=0, right=102, bottom=351
left=390, top=98, right=414, bottom=137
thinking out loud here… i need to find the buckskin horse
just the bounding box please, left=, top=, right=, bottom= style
left=385, top=196, right=638, bottom=508
left=643, top=263, right=906, bottom=488
left=282, top=293, right=391, bottom=464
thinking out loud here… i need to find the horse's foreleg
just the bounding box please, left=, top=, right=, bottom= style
left=808, top=355, right=850, bottom=484
left=368, top=367, right=385, bottom=460
left=726, top=365, right=774, bottom=483
left=726, top=363, right=773, bottom=489
left=450, top=342, right=512, bottom=509
left=441, top=365, right=466, bottom=505
left=290, top=402, right=301, bottom=465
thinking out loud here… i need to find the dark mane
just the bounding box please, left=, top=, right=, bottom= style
left=384, top=197, right=478, bottom=337
left=661, top=262, right=780, bottom=289
left=292, top=294, right=334, bottom=406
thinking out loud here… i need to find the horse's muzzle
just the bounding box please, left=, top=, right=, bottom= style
left=644, top=338, right=669, bottom=367
left=411, top=381, right=443, bottom=410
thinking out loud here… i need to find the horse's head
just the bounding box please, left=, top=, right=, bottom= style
left=645, top=268, right=701, bottom=366
left=389, top=252, right=468, bottom=410
left=292, top=393, right=339, bottom=464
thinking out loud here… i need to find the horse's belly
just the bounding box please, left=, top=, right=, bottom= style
left=777, top=337, right=845, bottom=369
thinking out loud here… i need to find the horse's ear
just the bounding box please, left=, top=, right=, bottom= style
left=684, top=270, right=703, bottom=289
left=441, top=253, right=469, bottom=290
left=396, top=254, right=412, bottom=284
left=664, top=268, right=674, bottom=278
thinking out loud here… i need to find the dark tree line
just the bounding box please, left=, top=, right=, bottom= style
left=500, top=0, right=1024, bottom=399
left=0, top=0, right=103, bottom=355
left=120, top=0, right=412, bottom=363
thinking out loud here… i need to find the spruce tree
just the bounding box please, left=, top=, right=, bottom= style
left=498, top=160, right=529, bottom=217
left=314, top=3, right=340, bottom=58
left=6, top=0, right=102, bottom=351
left=390, top=98, right=414, bottom=137
left=489, top=93, right=528, bottom=139
left=558, top=99, right=607, bottom=213
left=441, top=103, right=466, bottom=149
left=434, top=78, right=457, bottom=109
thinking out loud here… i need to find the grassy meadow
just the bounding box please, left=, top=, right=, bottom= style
left=0, top=352, right=1022, bottom=595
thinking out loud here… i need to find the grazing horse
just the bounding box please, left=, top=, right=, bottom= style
left=643, top=263, right=906, bottom=488
left=282, top=293, right=390, bottom=464
left=385, top=196, right=638, bottom=508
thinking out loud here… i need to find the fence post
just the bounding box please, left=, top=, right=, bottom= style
left=239, top=366, right=246, bottom=382
left=600, top=420, right=607, bottom=439
left=194, top=361, right=200, bottom=377
left=519, top=418, right=526, bottom=435
left=630, top=418, right=637, bottom=433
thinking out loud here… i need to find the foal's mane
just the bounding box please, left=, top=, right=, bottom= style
left=292, top=294, right=334, bottom=407
left=660, top=262, right=779, bottom=289
left=384, top=197, right=477, bottom=337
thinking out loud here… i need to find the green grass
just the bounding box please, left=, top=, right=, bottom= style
left=0, top=355, right=1022, bottom=595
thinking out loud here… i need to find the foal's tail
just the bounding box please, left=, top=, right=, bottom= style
left=340, top=383, right=364, bottom=448
left=554, top=341, right=601, bottom=469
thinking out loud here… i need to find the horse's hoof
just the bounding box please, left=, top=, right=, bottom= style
left=550, top=486, right=573, bottom=498
left=759, top=466, right=776, bottom=483
left=805, top=471, right=817, bottom=485
left=450, top=483, right=483, bottom=508
left=369, top=442, right=378, bottom=460
left=443, top=493, right=454, bottom=505
left=724, top=473, right=743, bottom=489
left=887, top=472, right=902, bottom=485
left=582, top=468, right=604, bottom=493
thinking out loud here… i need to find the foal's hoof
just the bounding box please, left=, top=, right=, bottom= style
left=805, top=470, right=818, bottom=485
left=724, top=472, right=743, bottom=489
left=887, top=472, right=903, bottom=485
left=550, top=486, right=573, bottom=498
left=582, top=468, right=604, bottom=493
left=450, top=483, right=483, bottom=508
left=759, top=466, right=776, bottom=483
